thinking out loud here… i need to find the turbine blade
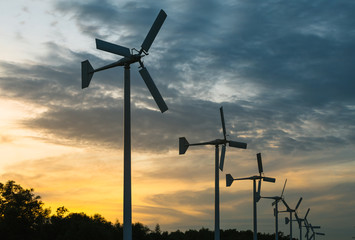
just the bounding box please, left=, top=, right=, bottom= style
left=263, top=177, right=276, bottom=183
left=310, top=224, right=314, bottom=231
left=226, top=174, right=234, bottom=187
left=81, top=60, right=94, bottom=89
left=141, top=9, right=167, bottom=52
left=139, top=67, right=168, bottom=113
left=272, top=199, right=278, bottom=206
left=219, top=145, right=226, bottom=171
left=294, top=212, right=300, bottom=222
left=257, top=179, right=261, bottom=193
left=228, top=140, right=247, bottom=149
left=281, top=179, right=287, bottom=198
left=96, top=39, right=131, bottom=57
left=282, top=199, right=291, bottom=210
left=257, top=153, right=263, bottom=174
left=295, top=197, right=303, bottom=210
left=304, top=208, right=310, bottom=219
left=220, top=107, right=226, bottom=139
left=256, top=179, right=261, bottom=202
left=179, top=137, right=189, bottom=155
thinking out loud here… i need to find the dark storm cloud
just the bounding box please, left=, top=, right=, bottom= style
left=1, top=0, right=354, bottom=156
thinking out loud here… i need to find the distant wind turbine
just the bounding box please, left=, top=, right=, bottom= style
left=81, top=9, right=168, bottom=240
left=179, top=107, right=247, bottom=240
left=294, top=207, right=310, bottom=240
left=308, top=224, right=324, bottom=240
left=280, top=197, right=303, bottom=240
left=261, top=179, right=287, bottom=240
left=226, top=153, right=276, bottom=240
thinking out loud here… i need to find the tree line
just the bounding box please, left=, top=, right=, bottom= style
left=0, top=180, right=295, bottom=240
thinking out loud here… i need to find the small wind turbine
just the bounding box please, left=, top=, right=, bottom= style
left=226, top=153, right=276, bottom=240
left=261, top=179, right=287, bottom=240
left=309, top=224, right=324, bottom=240
left=303, top=214, right=324, bottom=240
left=294, top=207, right=310, bottom=240
left=280, top=197, right=303, bottom=240
left=179, top=107, right=247, bottom=240
left=81, top=9, right=168, bottom=240
left=304, top=211, right=311, bottom=240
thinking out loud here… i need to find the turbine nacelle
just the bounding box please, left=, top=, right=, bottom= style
left=226, top=174, right=276, bottom=187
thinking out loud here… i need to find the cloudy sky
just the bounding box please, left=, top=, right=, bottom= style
left=1, top=0, right=355, bottom=239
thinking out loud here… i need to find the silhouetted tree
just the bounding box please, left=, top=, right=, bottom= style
left=0, top=180, right=50, bottom=240
left=167, top=229, right=184, bottom=240
left=132, top=222, right=150, bottom=240
left=41, top=211, right=121, bottom=240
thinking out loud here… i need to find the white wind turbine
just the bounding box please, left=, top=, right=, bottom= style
left=179, top=106, right=247, bottom=240
left=81, top=9, right=168, bottom=240
left=294, top=207, right=310, bottom=240
left=226, top=153, right=276, bottom=240
left=261, top=179, right=287, bottom=240
left=280, top=197, right=303, bottom=240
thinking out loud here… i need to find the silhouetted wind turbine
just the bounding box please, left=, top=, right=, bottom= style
left=81, top=9, right=168, bottom=240
left=308, top=224, right=324, bottom=240
left=179, top=107, right=247, bottom=240
left=226, top=153, right=276, bottom=240
left=280, top=197, right=303, bottom=240
left=294, top=207, right=310, bottom=240
left=261, top=179, right=287, bottom=240
left=304, top=211, right=311, bottom=240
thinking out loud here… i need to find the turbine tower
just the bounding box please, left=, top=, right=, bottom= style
left=280, top=197, right=303, bottom=240
left=81, top=9, right=168, bottom=240
left=226, top=153, right=276, bottom=240
left=261, top=179, right=287, bottom=240
left=179, top=107, right=247, bottom=240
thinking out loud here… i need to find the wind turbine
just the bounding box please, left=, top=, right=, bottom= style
left=303, top=213, right=324, bottom=240
left=280, top=197, right=303, bottom=240
left=179, top=107, right=247, bottom=240
left=260, top=179, right=287, bottom=240
left=295, top=208, right=309, bottom=240
left=304, top=211, right=311, bottom=240
left=294, top=207, right=310, bottom=240
left=308, top=224, right=324, bottom=240
left=226, top=153, right=276, bottom=240
left=81, top=9, right=168, bottom=240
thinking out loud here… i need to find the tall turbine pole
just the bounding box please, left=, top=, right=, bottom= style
left=300, top=220, right=302, bottom=240
left=215, top=145, right=220, bottom=240
left=123, top=64, right=132, bottom=240
left=275, top=203, right=279, bottom=240
left=253, top=178, right=257, bottom=240
left=290, top=212, right=292, bottom=240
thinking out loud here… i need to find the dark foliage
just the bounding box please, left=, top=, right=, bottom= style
left=0, top=180, right=294, bottom=240
left=0, top=180, right=50, bottom=240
